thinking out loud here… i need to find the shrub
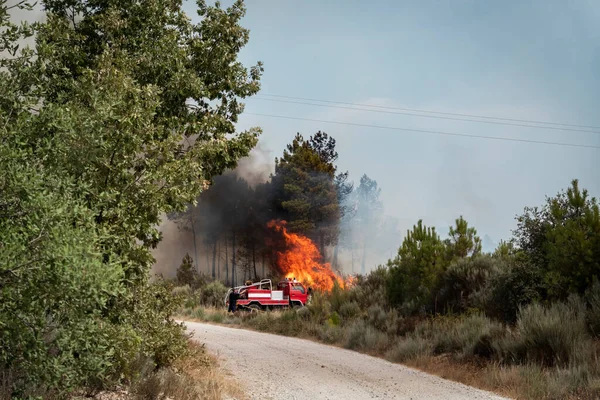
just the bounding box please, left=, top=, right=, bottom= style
left=348, top=266, right=389, bottom=310
left=329, top=280, right=348, bottom=313
left=172, top=284, right=192, bottom=297
left=200, top=281, right=228, bottom=308
left=586, top=280, right=600, bottom=337
left=437, top=255, right=505, bottom=313
left=207, top=311, right=225, bottom=324
left=317, top=325, right=344, bottom=344
left=328, top=312, right=341, bottom=327
left=247, top=313, right=275, bottom=332
left=193, top=308, right=206, bottom=320
left=480, top=262, right=544, bottom=324
left=365, top=305, right=388, bottom=332
left=295, top=306, right=312, bottom=320
left=339, top=301, right=361, bottom=320
left=273, top=311, right=305, bottom=336
left=343, top=320, right=389, bottom=353
left=385, top=337, right=432, bottom=363
left=307, top=291, right=332, bottom=322
left=344, top=320, right=368, bottom=350
left=501, top=299, right=591, bottom=367
left=432, top=313, right=505, bottom=359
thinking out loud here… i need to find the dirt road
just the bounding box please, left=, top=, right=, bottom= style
left=185, top=321, right=509, bottom=400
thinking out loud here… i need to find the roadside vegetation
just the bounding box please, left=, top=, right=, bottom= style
left=1, top=0, right=261, bottom=398
left=176, top=179, right=600, bottom=400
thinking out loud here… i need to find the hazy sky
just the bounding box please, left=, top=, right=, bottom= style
left=181, top=0, right=600, bottom=248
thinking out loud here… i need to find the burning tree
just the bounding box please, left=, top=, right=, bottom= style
left=271, top=132, right=347, bottom=258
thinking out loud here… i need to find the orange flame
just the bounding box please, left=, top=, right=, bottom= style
left=267, top=220, right=354, bottom=292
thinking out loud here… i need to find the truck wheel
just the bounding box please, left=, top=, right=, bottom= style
left=248, top=304, right=262, bottom=312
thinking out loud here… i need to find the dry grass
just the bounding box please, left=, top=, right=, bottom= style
left=179, top=307, right=600, bottom=400
left=403, top=355, right=600, bottom=400
left=131, top=340, right=245, bottom=400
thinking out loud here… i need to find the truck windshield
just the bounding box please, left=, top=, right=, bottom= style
left=292, top=285, right=305, bottom=294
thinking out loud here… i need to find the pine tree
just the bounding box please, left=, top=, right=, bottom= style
left=271, top=132, right=344, bottom=256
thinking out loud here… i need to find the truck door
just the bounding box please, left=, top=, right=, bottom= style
left=291, top=284, right=307, bottom=305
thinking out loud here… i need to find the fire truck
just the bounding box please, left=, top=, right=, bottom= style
left=224, top=278, right=311, bottom=311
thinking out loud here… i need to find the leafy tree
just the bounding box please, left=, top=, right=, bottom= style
left=387, top=220, right=446, bottom=313
left=1, top=0, right=262, bottom=394
left=0, top=142, right=124, bottom=396
left=444, top=216, right=482, bottom=261
left=514, top=180, right=600, bottom=297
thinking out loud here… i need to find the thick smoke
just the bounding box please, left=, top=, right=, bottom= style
left=150, top=146, right=275, bottom=279
left=151, top=144, right=402, bottom=283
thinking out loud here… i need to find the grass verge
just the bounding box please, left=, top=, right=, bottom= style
left=178, top=306, right=600, bottom=400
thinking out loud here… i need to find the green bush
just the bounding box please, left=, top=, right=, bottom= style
left=296, top=306, right=312, bottom=320
left=499, top=299, right=591, bottom=367
left=365, top=305, right=388, bottom=332
left=329, top=280, right=348, bottom=313
left=328, top=312, right=341, bottom=327
left=343, top=320, right=389, bottom=353
left=317, top=325, right=344, bottom=344
left=200, top=281, right=228, bottom=308
left=348, top=266, right=389, bottom=310
left=432, top=313, right=505, bottom=359
left=193, top=308, right=206, bottom=320
left=479, top=262, right=544, bottom=324
left=385, top=337, right=432, bottom=362
left=0, top=161, right=127, bottom=397
left=339, top=301, right=361, bottom=320
left=437, top=255, right=505, bottom=313
left=307, top=291, right=332, bottom=322
left=207, top=311, right=226, bottom=324
left=247, top=313, right=275, bottom=332
left=273, top=311, right=305, bottom=336
left=586, top=280, right=600, bottom=337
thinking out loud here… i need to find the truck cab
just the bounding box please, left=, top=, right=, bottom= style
left=278, top=279, right=309, bottom=307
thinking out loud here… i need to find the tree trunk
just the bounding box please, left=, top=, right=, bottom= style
left=232, top=230, right=237, bottom=287
left=361, top=240, right=367, bottom=275
left=319, top=233, right=325, bottom=261
left=225, top=238, right=229, bottom=286
left=217, top=240, right=221, bottom=281
left=332, top=244, right=339, bottom=272
left=205, top=238, right=210, bottom=275
left=190, top=213, right=199, bottom=273
left=252, top=244, right=257, bottom=280
left=212, top=238, right=217, bottom=280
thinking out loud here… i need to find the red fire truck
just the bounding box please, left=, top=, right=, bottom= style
left=224, top=278, right=311, bottom=311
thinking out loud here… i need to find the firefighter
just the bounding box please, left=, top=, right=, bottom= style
left=228, top=288, right=239, bottom=313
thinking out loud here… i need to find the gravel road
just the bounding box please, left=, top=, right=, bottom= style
left=185, top=321, right=510, bottom=400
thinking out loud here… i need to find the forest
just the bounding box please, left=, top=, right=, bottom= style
left=167, top=131, right=400, bottom=286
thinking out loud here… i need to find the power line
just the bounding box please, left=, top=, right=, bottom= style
left=258, top=93, right=600, bottom=132
left=253, top=96, right=600, bottom=135
left=244, top=112, right=600, bottom=150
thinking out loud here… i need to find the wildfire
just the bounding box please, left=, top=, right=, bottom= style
left=267, top=220, right=354, bottom=292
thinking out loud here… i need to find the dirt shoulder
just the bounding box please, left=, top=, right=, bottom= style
left=185, top=321, right=510, bottom=400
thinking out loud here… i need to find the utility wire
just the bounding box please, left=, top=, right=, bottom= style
left=257, top=94, right=600, bottom=132
left=253, top=97, right=600, bottom=135
left=244, top=112, right=600, bottom=150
